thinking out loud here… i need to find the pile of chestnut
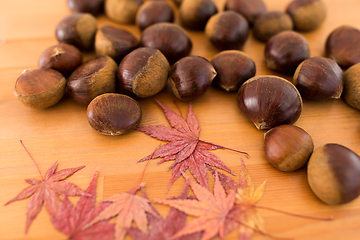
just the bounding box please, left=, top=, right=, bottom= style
left=13, top=0, right=360, bottom=206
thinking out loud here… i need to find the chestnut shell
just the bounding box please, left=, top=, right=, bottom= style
left=87, top=93, right=141, bottom=136
left=293, top=57, right=343, bottom=100
left=325, top=25, right=360, bottom=69
left=169, top=56, right=216, bottom=101
left=224, top=0, right=266, bottom=24
left=253, top=11, right=293, bottom=42
left=136, top=1, right=174, bottom=31
left=38, top=43, right=83, bottom=76
left=67, top=56, right=118, bottom=105
left=67, top=0, right=104, bottom=15
left=264, top=125, right=314, bottom=172
left=286, top=0, right=326, bottom=31
left=237, top=75, right=303, bottom=130
left=205, top=11, right=249, bottom=51
left=265, top=31, right=310, bottom=74
left=343, top=63, right=360, bottom=110
left=179, top=0, right=218, bottom=31
left=118, top=47, right=169, bottom=98
left=308, top=143, right=360, bottom=205
left=95, top=25, right=139, bottom=63
left=210, top=50, right=256, bottom=92
left=140, top=23, right=192, bottom=65
left=14, top=69, right=66, bottom=109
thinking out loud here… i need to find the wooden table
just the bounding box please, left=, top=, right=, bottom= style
left=1, top=0, right=360, bottom=239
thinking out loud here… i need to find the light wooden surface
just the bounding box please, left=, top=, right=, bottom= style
left=1, top=0, right=360, bottom=239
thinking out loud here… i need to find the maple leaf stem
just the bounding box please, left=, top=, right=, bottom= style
left=20, top=140, right=44, bottom=181
left=198, top=140, right=250, bottom=157
left=255, top=205, right=334, bottom=221
left=173, top=100, right=183, bottom=118
left=226, top=216, right=293, bottom=240
left=138, top=144, right=160, bottom=184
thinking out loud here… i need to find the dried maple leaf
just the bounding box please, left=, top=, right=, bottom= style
left=128, top=178, right=202, bottom=240
left=85, top=182, right=158, bottom=240
left=211, top=160, right=267, bottom=240
left=155, top=172, right=236, bottom=240
left=5, top=141, right=88, bottom=234
left=51, top=170, right=115, bottom=240
left=138, top=100, right=248, bottom=191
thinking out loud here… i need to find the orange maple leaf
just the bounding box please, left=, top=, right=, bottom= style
left=230, top=160, right=267, bottom=240
left=155, top=172, right=236, bottom=240
left=85, top=182, right=158, bottom=240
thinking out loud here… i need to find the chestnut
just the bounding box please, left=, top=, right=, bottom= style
left=118, top=47, right=169, bottom=98
left=55, top=13, right=97, bottom=50
left=325, top=25, right=360, bottom=69
left=105, top=0, right=143, bottom=24
left=67, top=56, right=118, bottom=105
left=67, top=0, right=104, bottom=15
left=308, top=143, right=360, bottom=205
left=95, top=25, right=139, bottom=63
left=293, top=57, right=343, bottom=100
left=140, top=23, right=192, bottom=65
left=38, top=43, right=83, bottom=76
left=253, top=11, right=293, bottom=42
left=14, top=69, right=66, bottom=109
left=286, top=0, right=326, bottom=31
left=264, top=125, right=314, bottom=172
left=87, top=93, right=142, bottom=136
left=136, top=1, right=174, bottom=31
left=342, top=63, right=360, bottom=110
left=205, top=11, right=249, bottom=51
left=210, top=50, right=256, bottom=92
left=179, top=0, right=218, bottom=30
left=237, top=75, right=303, bottom=130
left=265, top=31, right=310, bottom=74
left=169, top=56, right=216, bottom=101
left=224, top=0, right=266, bottom=24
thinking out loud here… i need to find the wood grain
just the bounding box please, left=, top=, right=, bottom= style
left=1, top=0, right=360, bottom=239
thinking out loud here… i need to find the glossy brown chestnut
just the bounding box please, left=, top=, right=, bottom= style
left=118, top=47, right=170, bottom=98
left=264, top=125, right=314, bottom=172
left=265, top=31, right=310, bottom=74
left=95, top=25, right=139, bottom=63
left=105, top=0, right=143, bottom=24
left=55, top=13, right=97, bottom=50
left=293, top=57, right=343, bottom=100
left=169, top=56, right=216, bottom=101
left=179, top=0, right=218, bottom=30
left=14, top=69, right=66, bottom=109
left=210, top=50, right=256, bottom=92
left=67, top=56, right=118, bottom=105
left=67, top=0, right=104, bottom=15
left=136, top=1, right=174, bottom=31
left=343, top=63, right=360, bottom=110
left=224, top=0, right=266, bottom=24
left=87, top=93, right=142, bottom=136
left=205, top=11, right=249, bottom=51
left=308, top=143, right=360, bottom=205
left=286, top=0, right=326, bottom=31
left=237, top=75, right=303, bottom=130
left=38, top=43, right=83, bottom=76
left=140, top=23, right=192, bottom=65
left=253, top=11, right=293, bottom=42
left=326, top=25, right=360, bottom=69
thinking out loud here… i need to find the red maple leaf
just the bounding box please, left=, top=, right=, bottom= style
left=137, top=100, right=248, bottom=192
left=51, top=170, right=115, bottom=240
left=209, top=160, right=267, bottom=240
left=85, top=183, right=158, bottom=240
left=155, top=172, right=236, bottom=240
left=4, top=161, right=87, bottom=234
left=127, top=178, right=202, bottom=240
